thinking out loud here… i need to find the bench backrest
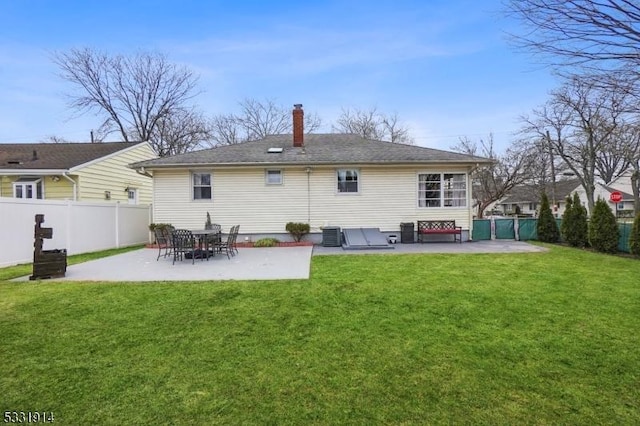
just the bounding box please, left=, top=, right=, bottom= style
left=418, top=220, right=457, bottom=231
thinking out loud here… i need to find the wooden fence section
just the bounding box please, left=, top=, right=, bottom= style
left=0, top=198, right=151, bottom=267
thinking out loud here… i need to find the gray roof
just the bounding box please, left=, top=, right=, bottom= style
left=601, top=184, right=634, bottom=200
left=131, top=134, right=491, bottom=169
left=0, top=142, right=142, bottom=170
left=500, top=179, right=581, bottom=204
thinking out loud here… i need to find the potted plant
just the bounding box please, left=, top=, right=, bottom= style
left=204, top=212, right=213, bottom=230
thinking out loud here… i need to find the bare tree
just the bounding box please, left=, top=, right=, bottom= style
left=519, top=103, right=578, bottom=206
left=208, top=98, right=322, bottom=146
left=631, top=163, right=640, bottom=212
left=332, top=107, right=414, bottom=144
left=520, top=76, right=630, bottom=212
left=150, top=109, right=213, bottom=156
left=595, top=124, right=636, bottom=184
left=506, top=1, right=640, bottom=211
left=505, top=0, right=640, bottom=73
left=209, top=114, right=243, bottom=146
left=238, top=99, right=291, bottom=141
left=41, top=135, right=73, bottom=144
left=511, top=133, right=569, bottom=206
left=54, top=48, right=205, bottom=156
left=452, top=134, right=534, bottom=218
left=616, top=123, right=640, bottom=211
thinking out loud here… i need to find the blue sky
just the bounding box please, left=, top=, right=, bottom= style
left=0, top=0, right=558, bottom=151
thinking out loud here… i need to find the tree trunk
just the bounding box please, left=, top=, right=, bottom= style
left=632, top=168, right=640, bottom=213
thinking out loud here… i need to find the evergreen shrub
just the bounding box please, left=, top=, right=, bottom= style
left=537, top=193, right=559, bottom=243
left=629, top=212, right=640, bottom=256
left=285, top=222, right=310, bottom=242
left=589, top=197, right=619, bottom=253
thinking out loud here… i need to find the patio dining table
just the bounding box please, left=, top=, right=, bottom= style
left=191, top=229, right=222, bottom=259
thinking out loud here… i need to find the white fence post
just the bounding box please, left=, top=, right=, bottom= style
left=115, top=201, right=120, bottom=248
left=66, top=199, right=72, bottom=255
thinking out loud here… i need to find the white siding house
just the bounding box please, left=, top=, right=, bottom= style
left=573, top=183, right=635, bottom=217
left=132, top=106, right=491, bottom=242
left=0, top=141, right=156, bottom=204
left=148, top=164, right=476, bottom=235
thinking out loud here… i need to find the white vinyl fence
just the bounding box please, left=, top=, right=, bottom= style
left=0, top=198, right=152, bottom=267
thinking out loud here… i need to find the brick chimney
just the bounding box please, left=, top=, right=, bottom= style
left=293, top=104, right=304, bottom=147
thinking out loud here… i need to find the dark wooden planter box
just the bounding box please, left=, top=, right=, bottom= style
left=29, top=214, right=68, bottom=280
left=31, top=249, right=67, bottom=280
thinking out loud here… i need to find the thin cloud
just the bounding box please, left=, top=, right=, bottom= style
left=170, top=23, right=486, bottom=79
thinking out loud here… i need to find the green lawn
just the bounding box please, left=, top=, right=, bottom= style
left=1, top=245, right=639, bottom=425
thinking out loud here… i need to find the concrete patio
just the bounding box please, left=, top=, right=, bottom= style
left=313, top=240, right=548, bottom=255
left=18, top=240, right=547, bottom=282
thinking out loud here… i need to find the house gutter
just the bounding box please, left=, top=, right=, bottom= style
left=137, top=160, right=494, bottom=170
left=0, top=169, right=66, bottom=176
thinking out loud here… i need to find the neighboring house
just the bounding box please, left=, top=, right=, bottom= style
left=604, top=170, right=638, bottom=216
left=607, top=169, right=636, bottom=195
left=573, top=183, right=635, bottom=217
left=495, top=179, right=581, bottom=217
left=0, top=141, right=156, bottom=204
left=131, top=105, right=492, bottom=241
left=496, top=178, right=635, bottom=218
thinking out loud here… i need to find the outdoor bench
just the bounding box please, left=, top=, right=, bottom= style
left=417, top=220, right=462, bottom=243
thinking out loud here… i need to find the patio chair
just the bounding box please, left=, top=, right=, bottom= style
left=160, top=225, right=175, bottom=259
left=231, top=225, right=240, bottom=254
left=205, top=224, right=222, bottom=256
left=217, top=225, right=238, bottom=259
left=153, top=226, right=175, bottom=260
left=154, top=227, right=168, bottom=261
left=171, top=229, right=196, bottom=264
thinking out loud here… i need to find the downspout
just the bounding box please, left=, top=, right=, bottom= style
left=468, top=164, right=479, bottom=241
left=305, top=167, right=312, bottom=224
left=61, top=172, right=77, bottom=201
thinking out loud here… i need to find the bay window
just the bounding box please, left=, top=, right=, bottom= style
left=13, top=177, right=43, bottom=199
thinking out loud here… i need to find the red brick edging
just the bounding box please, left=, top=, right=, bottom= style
left=146, top=241, right=314, bottom=249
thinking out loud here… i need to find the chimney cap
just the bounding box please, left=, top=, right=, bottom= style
left=293, top=104, right=303, bottom=109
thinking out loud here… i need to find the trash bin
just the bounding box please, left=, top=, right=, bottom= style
left=400, top=222, right=414, bottom=243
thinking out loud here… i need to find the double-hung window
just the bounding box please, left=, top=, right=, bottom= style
left=337, top=169, right=359, bottom=193
left=13, top=177, right=43, bottom=199
left=266, top=169, right=283, bottom=185
left=192, top=172, right=212, bottom=200
left=418, top=173, right=466, bottom=207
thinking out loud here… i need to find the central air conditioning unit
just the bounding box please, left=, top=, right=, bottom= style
left=322, top=226, right=342, bottom=247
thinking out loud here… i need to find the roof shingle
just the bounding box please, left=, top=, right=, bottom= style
left=132, top=134, right=491, bottom=168
left=499, top=179, right=581, bottom=204
left=0, top=142, right=142, bottom=170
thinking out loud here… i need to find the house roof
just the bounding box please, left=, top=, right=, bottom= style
left=499, top=179, right=581, bottom=204
left=601, top=184, right=634, bottom=200
left=131, top=134, right=491, bottom=169
left=0, top=142, right=143, bottom=171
